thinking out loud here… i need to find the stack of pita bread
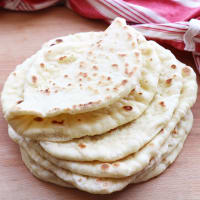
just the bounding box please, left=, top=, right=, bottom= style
left=1, top=18, right=197, bottom=194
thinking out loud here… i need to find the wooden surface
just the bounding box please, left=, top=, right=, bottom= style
left=0, top=7, right=200, bottom=200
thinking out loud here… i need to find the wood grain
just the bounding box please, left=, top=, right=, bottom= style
left=0, top=7, right=199, bottom=200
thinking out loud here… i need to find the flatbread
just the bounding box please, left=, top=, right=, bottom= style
left=2, top=19, right=163, bottom=142
left=3, top=18, right=144, bottom=116
left=7, top=40, right=161, bottom=142
left=18, top=110, right=193, bottom=194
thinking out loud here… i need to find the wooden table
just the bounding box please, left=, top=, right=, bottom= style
left=0, top=7, right=199, bottom=200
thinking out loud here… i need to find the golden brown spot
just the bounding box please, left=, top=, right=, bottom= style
left=44, top=88, right=50, bottom=94
left=93, top=65, right=98, bottom=70
left=55, top=90, right=58, bottom=93
left=59, top=55, right=76, bottom=64
left=17, top=100, right=23, bottom=104
left=101, top=164, right=109, bottom=170
left=107, top=77, right=111, bottom=81
left=52, top=120, right=64, bottom=125
left=59, top=56, right=67, bottom=61
left=56, top=39, right=63, bottom=43
left=77, top=119, right=81, bottom=122
left=48, top=50, right=52, bottom=54
left=166, top=78, right=172, bottom=84
left=123, top=106, right=133, bottom=111
left=132, top=42, right=135, bottom=47
left=112, top=64, right=118, bottom=68
left=13, top=72, right=16, bottom=76
left=64, top=74, right=68, bottom=78
left=122, top=79, right=128, bottom=85
left=171, top=64, right=176, bottom=69
left=34, top=117, right=43, bottom=122
left=172, top=129, right=177, bottom=134
left=68, top=83, right=71, bottom=86
left=160, top=101, right=165, bottom=107
left=79, top=84, right=82, bottom=87
left=106, top=88, right=110, bottom=91
left=138, top=92, right=142, bottom=95
left=78, top=143, right=86, bottom=148
left=182, top=67, right=191, bottom=76
left=52, top=83, right=56, bottom=86
left=113, top=87, right=118, bottom=91
left=88, top=51, right=92, bottom=55
left=32, top=76, right=37, bottom=83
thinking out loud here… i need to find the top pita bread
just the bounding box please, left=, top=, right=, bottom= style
left=2, top=19, right=162, bottom=141
left=2, top=18, right=146, bottom=119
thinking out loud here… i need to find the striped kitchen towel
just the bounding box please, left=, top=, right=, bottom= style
left=2, top=0, right=200, bottom=73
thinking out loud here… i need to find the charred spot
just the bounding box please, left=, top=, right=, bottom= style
left=166, top=78, right=172, bottom=84
left=44, top=88, right=50, bottom=94
left=101, top=164, right=109, bottom=170
left=172, top=129, right=177, bottom=134
left=51, top=120, right=64, bottom=125
left=34, top=117, right=43, bottom=122
left=107, top=77, right=111, bottom=81
left=122, top=80, right=128, bottom=85
left=50, top=43, right=55, bottom=46
left=17, top=100, right=23, bottom=104
left=56, top=39, right=63, bottom=43
left=160, top=101, right=165, bottom=107
left=32, top=76, right=37, bottom=83
left=59, top=56, right=67, bottom=61
left=112, top=64, right=118, bottom=68
left=171, top=64, right=176, bottom=69
left=93, top=65, right=98, bottom=70
left=40, top=63, right=45, bottom=68
left=78, top=143, right=86, bottom=148
left=123, top=106, right=133, bottom=111
left=138, top=92, right=143, bottom=95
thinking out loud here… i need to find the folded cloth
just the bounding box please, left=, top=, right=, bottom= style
left=1, top=0, right=200, bottom=73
